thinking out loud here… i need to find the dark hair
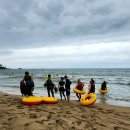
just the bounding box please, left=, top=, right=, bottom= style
left=91, top=79, right=95, bottom=82
left=28, top=76, right=32, bottom=80
left=103, top=81, right=108, bottom=83
left=61, top=77, right=64, bottom=80
left=25, top=71, right=29, bottom=75
left=64, top=75, right=68, bottom=78
left=48, top=74, right=51, bottom=77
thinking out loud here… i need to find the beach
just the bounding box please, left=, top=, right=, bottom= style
left=0, top=92, right=130, bottom=130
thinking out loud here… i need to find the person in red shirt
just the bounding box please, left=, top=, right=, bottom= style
left=76, top=79, right=84, bottom=100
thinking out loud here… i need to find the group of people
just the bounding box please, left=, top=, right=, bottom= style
left=20, top=71, right=34, bottom=97
left=20, top=71, right=107, bottom=102
left=44, top=74, right=72, bottom=102
left=75, top=79, right=107, bottom=100
left=75, top=78, right=96, bottom=100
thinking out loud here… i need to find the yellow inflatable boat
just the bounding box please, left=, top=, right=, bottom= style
left=73, top=87, right=86, bottom=95
left=22, top=96, right=42, bottom=105
left=99, top=88, right=108, bottom=94
left=80, top=93, right=96, bottom=106
left=42, top=97, right=58, bottom=104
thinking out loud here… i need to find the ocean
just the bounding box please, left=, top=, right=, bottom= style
left=0, top=68, right=130, bottom=107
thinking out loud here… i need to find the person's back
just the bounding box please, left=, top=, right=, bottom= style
left=88, top=81, right=95, bottom=93
left=101, top=81, right=107, bottom=90
left=65, top=78, right=72, bottom=89
left=91, top=79, right=95, bottom=84
left=20, top=80, right=26, bottom=96
left=90, top=83, right=95, bottom=93
left=59, top=78, right=65, bottom=87
left=44, top=74, right=55, bottom=97
left=24, top=71, right=30, bottom=81
left=26, top=77, right=34, bottom=89
left=59, top=80, right=65, bottom=87
left=20, top=71, right=32, bottom=96
left=64, top=75, right=72, bottom=102
left=26, top=76, right=34, bottom=96
left=59, top=77, right=65, bottom=90
left=58, top=77, right=66, bottom=100
left=46, top=79, right=54, bottom=88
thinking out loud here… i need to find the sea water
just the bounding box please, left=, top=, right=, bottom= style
left=0, top=68, right=130, bottom=107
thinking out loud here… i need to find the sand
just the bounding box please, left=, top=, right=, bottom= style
left=0, top=92, right=130, bottom=130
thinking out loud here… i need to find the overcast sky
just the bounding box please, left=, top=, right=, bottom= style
left=0, top=0, right=130, bottom=68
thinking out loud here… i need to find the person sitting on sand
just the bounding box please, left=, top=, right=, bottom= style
left=76, top=79, right=84, bottom=101
left=64, top=75, right=72, bottom=102
left=88, top=80, right=95, bottom=94
left=20, top=71, right=33, bottom=97
left=58, top=77, right=66, bottom=100
left=44, top=74, right=55, bottom=97
left=101, top=81, right=107, bottom=90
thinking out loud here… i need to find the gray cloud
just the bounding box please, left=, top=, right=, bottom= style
left=0, top=0, right=130, bottom=68
left=0, top=49, right=12, bottom=56
left=0, top=0, right=130, bottom=49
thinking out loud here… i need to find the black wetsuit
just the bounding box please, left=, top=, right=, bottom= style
left=89, top=83, right=95, bottom=93
left=59, top=80, right=65, bottom=91
left=44, top=79, right=54, bottom=97
left=65, top=79, right=72, bottom=96
left=58, top=80, right=66, bottom=99
left=101, top=82, right=107, bottom=90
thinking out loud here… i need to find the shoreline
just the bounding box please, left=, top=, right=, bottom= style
left=1, top=87, right=130, bottom=108
left=0, top=92, right=130, bottom=130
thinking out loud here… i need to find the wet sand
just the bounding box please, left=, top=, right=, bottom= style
left=0, top=92, right=130, bottom=130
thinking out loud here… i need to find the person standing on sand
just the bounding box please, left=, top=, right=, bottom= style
left=26, top=76, right=34, bottom=96
left=20, top=71, right=34, bottom=96
left=44, top=74, right=55, bottom=97
left=58, top=77, right=66, bottom=100
left=64, top=75, right=72, bottom=102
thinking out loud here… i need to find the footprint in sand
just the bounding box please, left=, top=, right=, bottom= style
left=47, top=113, right=52, bottom=119
left=97, top=107, right=103, bottom=111
left=76, top=120, right=82, bottom=125
left=24, top=123, right=30, bottom=127
left=66, top=111, right=72, bottom=114
left=8, top=117, right=17, bottom=121
left=55, top=119, right=66, bottom=127
left=16, top=105, right=24, bottom=109
left=35, top=116, right=49, bottom=124
left=29, top=114, right=37, bottom=118
left=114, top=126, right=122, bottom=130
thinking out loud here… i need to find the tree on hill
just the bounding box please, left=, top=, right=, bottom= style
left=0, top=64, right=6, bottom=69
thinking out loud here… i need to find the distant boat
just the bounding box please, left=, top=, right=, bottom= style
left=18, top=68, right=22, bottom=69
